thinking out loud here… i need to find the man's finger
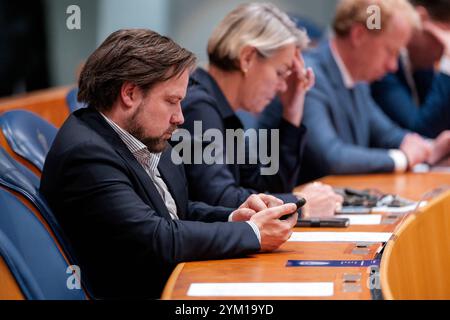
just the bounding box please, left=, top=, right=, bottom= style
left=244, top=194, right=268, bottom=211
left=232, top=208, right=257, bottom=222
left=263, top=203, right=298, bottom=220
left=283, top=212, right=299, bottom=228
left=258, top=194, right=284, bottom=208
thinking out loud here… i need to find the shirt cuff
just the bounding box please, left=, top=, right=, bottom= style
left=228, top=212, right=234, bottom=222
left=388, top=149, right=408, bottom=173
left=246, top=221, right=261, bottom=244
left=439, top=55, right=450, bottom=76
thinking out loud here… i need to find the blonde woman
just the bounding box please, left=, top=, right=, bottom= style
left=179, top=3, right=343, bottom=217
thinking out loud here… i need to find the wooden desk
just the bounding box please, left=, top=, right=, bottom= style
left=381, top=190, right=450, bottom=299
left=162, top=173, right=450, bottom=300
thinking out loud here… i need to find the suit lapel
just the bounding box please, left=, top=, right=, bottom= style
left=157, top=148, right=187, bottom=220
left=79, top=108, right=172, bottom=220
left=349, top=86, right=368, bottom=146
left=115, top=147, right=172, bottom=220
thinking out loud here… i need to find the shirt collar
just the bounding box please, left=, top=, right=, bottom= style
left=399, top=49, right=412, bottom=76
left=329, top=39, right=356, bottom=89
left=399, top=49, right=421, bottom=106
left=100, top=112, right=161, bottom=172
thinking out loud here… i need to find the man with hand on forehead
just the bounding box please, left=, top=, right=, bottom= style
left=372, top=0, right=450, bottom=144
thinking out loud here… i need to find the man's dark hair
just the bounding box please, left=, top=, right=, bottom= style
left=410, top=0, right=450, bottom=22
left=78, top=29, right=196, bottom=111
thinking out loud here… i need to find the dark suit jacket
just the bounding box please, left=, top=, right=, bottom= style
left=40, top=108, right=259, bottom=299
left=371, top=59, right=450, bottom=138
left=259, top=41, right=408, bottom=183
left=179, top=68, right=306, bottom=208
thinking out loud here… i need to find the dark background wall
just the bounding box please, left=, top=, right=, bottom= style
left=0, top=0, right=339, bottom=96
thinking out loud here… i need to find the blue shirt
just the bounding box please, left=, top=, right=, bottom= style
left=371, top=55, right=450, bottom=138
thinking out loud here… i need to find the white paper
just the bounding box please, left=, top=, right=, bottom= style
left=187, top=282, right=334, bottom=297
left=288, top=232, right=392, bottom=243
left=337, top=214, right=382, bottom=225
left=371, top=202, right=426, bottom=213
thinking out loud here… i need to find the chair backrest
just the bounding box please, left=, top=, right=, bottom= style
left=0, top=252, right=25, bottom=300
left=0, top=110, right=57, bottom=172
left=0, top=230, right=43, bottom=300
left=0, top=146, right=92, bottom=298
left=381, top=191, right=450, bottom=299
left=0, top=146, right=68, bottom=251
left=0, top=188, right=87, bottom=300
left=66, top=87, right=87, bottom=113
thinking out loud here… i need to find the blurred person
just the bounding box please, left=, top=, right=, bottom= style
left=259, top=0, right=450, bottom=183
left=179, top=3, right=343, bottom=218
left=371, top=0, right=450, bottom=138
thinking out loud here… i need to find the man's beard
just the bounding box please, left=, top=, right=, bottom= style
left=125, top=104, right=177, bottom=153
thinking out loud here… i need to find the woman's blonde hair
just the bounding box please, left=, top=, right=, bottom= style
left=207, top=2, right=310, bottom=71
left=333, top=0, right=420, bottom=37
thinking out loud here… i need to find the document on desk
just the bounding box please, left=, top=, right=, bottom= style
left=187, top=282, right=334, bottom=297
left=431, top=166, right=450, bottom=173
left=370, top=202, right=426, bottom=214
left=288, top=232, right=392, bottom=243
left=337, top=214, right=382, bottom=225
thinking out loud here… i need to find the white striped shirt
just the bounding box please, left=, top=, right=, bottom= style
left=101, top=113, right=179, bottom=220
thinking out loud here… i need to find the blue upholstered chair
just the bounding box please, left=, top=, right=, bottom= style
left=0, top=188, right=87, bottom=299
left=0, top=110, right=58, bottom=172
left=66, top=87, right=87, bottom=113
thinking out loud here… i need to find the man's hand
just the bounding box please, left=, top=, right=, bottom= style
left=400, top=133, right=433, bottom=168
left=231, top=194, right=284, bottom=222
left=428, top=130, right=450, bottom=165
left=280, top=51, right=315, bottom=127
left=249, top=203, right=298, bottom=252
left=294, top=182, right=343, bottom=218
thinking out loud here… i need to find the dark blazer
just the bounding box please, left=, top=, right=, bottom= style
left=40, top=108, right=259, bottom=300
left=371, top=60, right=450, bottom=138
left=259, top=41, right=408, bottom=183
left=179, top=68, right=306, bottom=208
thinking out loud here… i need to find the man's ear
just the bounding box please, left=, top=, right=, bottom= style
left=239, top=46, right=258, bottom=74
left=120, top=82, right=142, bottom=109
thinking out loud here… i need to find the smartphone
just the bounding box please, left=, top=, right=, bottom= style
left=296, top=218, right=350, bottom=228
left=280, top=198, right=307, bottom=220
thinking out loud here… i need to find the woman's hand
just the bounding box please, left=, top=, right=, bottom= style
left=279, top=51, right=315, bottom=127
